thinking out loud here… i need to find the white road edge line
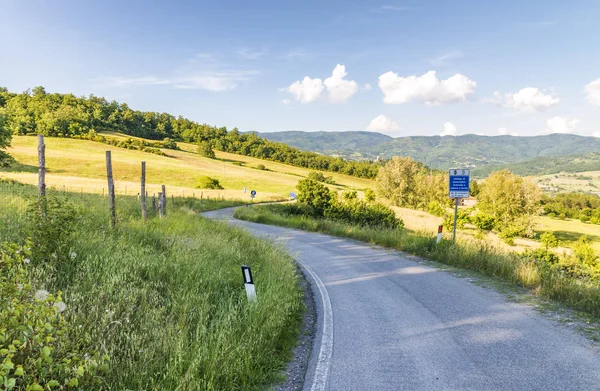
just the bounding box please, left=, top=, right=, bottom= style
left=296, top=258, right=333, bottom=391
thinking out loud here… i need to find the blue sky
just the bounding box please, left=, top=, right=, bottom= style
left=1, top=0, right=599, bottom=137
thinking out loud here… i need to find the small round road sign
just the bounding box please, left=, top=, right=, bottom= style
left=250, top=189, right=256, bottom=198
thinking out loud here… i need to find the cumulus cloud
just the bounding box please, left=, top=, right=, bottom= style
left=497, top=127, right=519, bottom=136
left=378, top=70, right=476, bottom=105
left=594, top=131, right=600, bottom=138
left=324, top=65, right=359, bottom=103
left=367, top=115, right=399, bottom=133
left=489, top=87, right=559, bottom=112
left=288, top=76, right=325, bottom=103
left=584, top=78, right=600, bottom=107
left=545, top=116, right=579, bottom=134
left=441, top=122, right=457, bottom=136
left=287, top=64, right=358, bottom=103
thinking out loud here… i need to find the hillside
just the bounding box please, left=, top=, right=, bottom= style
left=259, top=131, right=600, bottom=171
left=471, top=152, right=600, bottom=177
left=1, top=135, right=375, bottom=200
left=256, top=130, right=392, bottom=157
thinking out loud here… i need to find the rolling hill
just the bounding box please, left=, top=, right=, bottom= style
left=256, top=131, right=392, bottom=157
left=1, top=135, right=375, bottom=201
left=258, top=132, right=600, bottom=171
left=471, top=152, right=600, bottom=177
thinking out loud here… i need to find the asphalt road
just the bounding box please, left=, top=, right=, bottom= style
left=204, top=208, right=600, bottom=391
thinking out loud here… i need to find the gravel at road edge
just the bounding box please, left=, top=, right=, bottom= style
left=272, top=263, right=316, bottom=391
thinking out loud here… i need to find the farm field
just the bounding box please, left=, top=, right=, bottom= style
left=2, top=135, right=375, bottom=202
left=531, top=171, right=600, bottom=194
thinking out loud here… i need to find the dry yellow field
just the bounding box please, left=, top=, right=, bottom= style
left=2, top=135, right=375, bottom=202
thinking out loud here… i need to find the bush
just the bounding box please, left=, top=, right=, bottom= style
left=195, top=176, right=223, bottom=190
left=527, top=248, right=560, bottom=265
left=427, top=201, right=445, bottom=217
left=296, top=179, right=333, bottom=216
left=540, top=232, right=559, bottom=250
left=256, top=164, right=266, bottom=170
left=197, top=141, right=215, bottom=159
left=472, top=213, right=496, bottom=232
left=26, top=196, right=78, bottom=265
left=443, top=209, right=470, bottom=231
left=0, top=242, right=108, bottom=390
left=307, top=171, right=335, bottom=185
left=342, top=190, right=357, bottom=201
left=162, top=137, right=178, bottom=150
left=324, top=200, right=402, bottom=229
left=364, top=188, right=376, bottom=203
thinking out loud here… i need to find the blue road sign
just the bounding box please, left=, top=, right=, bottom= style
left=290, top=192, right=296, bottom=199
left=449, top=169, right=470, bottom=198
left=250, top=190, right=257, bottom=198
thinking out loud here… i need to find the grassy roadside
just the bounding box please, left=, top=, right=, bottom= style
left=234, top=204, right=600, bottom=318
left=1, top=182, right=303, bottom=390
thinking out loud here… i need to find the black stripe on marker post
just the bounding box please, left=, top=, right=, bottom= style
left=242, top=265, right=254, bottom=284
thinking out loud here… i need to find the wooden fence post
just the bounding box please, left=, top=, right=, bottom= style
left=152, top=194, right=156, bottom=212
left=158, top=192, right=164, bottom=218
left=161, top=185, right=167, bottom=216
left=141, top=161, right=147, bottom=222
left=37, top=135, right=46, bottom=197
left=106, top=151, right=116, bottom=228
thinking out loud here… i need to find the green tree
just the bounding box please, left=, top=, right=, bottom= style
left=296, top=179, right=333, bottom=216
left=197, top=141, right=215, bottom=159
left=476, top=170, right=541, bottom=238
left=470, top=180, right=481, bottom=197
left=376, top=156, right=426, bottom=207
left=0, top=110, right=13, bottom=166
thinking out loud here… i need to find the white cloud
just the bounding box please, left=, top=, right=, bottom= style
left=363, top=83, right=372, bottom=91
left=287, top=64, right=358, bottom=104
left=378, top=70, right=476, bottom=105
left=490, top=87, right=559, bottom=112
left=324, top=65, right=359, bottom=103
left=497, top=127, right=519, bottom=136
left=367, top=115, right=399, bottom=133
left=282, top=99, right=291, bottom=105
left=584, top=78, right=600, bottom=107
left=288, top=76, right=325, bottom=103
left=593, top=131, right=600, bottom=138
left=545, top=116, right=579, bottom=134
left=441, top=122, right=457, bottom=136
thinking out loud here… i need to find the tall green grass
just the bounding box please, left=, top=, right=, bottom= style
left=1, top=181, right=303, bottom=390
left=234, top=204, right=600, bottom=317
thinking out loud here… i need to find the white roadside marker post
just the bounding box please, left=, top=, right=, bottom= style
left=436, top=224, right=443, bottom=244
left=241, top=265, right=257, bottom=303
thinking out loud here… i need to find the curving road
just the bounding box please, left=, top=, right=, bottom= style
left=204, top=208, right=600, bottom=391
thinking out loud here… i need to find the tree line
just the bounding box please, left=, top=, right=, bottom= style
left=0, top=86, right=381, bottom=178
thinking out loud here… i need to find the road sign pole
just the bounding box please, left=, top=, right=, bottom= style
left=453, top=197, right=459, bottom=244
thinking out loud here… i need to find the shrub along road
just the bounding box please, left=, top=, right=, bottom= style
left=204, top=208, right=600, bottom=391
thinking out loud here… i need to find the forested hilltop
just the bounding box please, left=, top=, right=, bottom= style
left=0, top=86, right=381, bottom=178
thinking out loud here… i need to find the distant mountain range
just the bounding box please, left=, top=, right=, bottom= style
left=471, top=152, right=600, bottom=177
left=257, top=131, right=600, bottom=172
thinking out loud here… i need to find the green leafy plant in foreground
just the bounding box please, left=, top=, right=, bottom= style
left=0, top=242, right=108, bottom=390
